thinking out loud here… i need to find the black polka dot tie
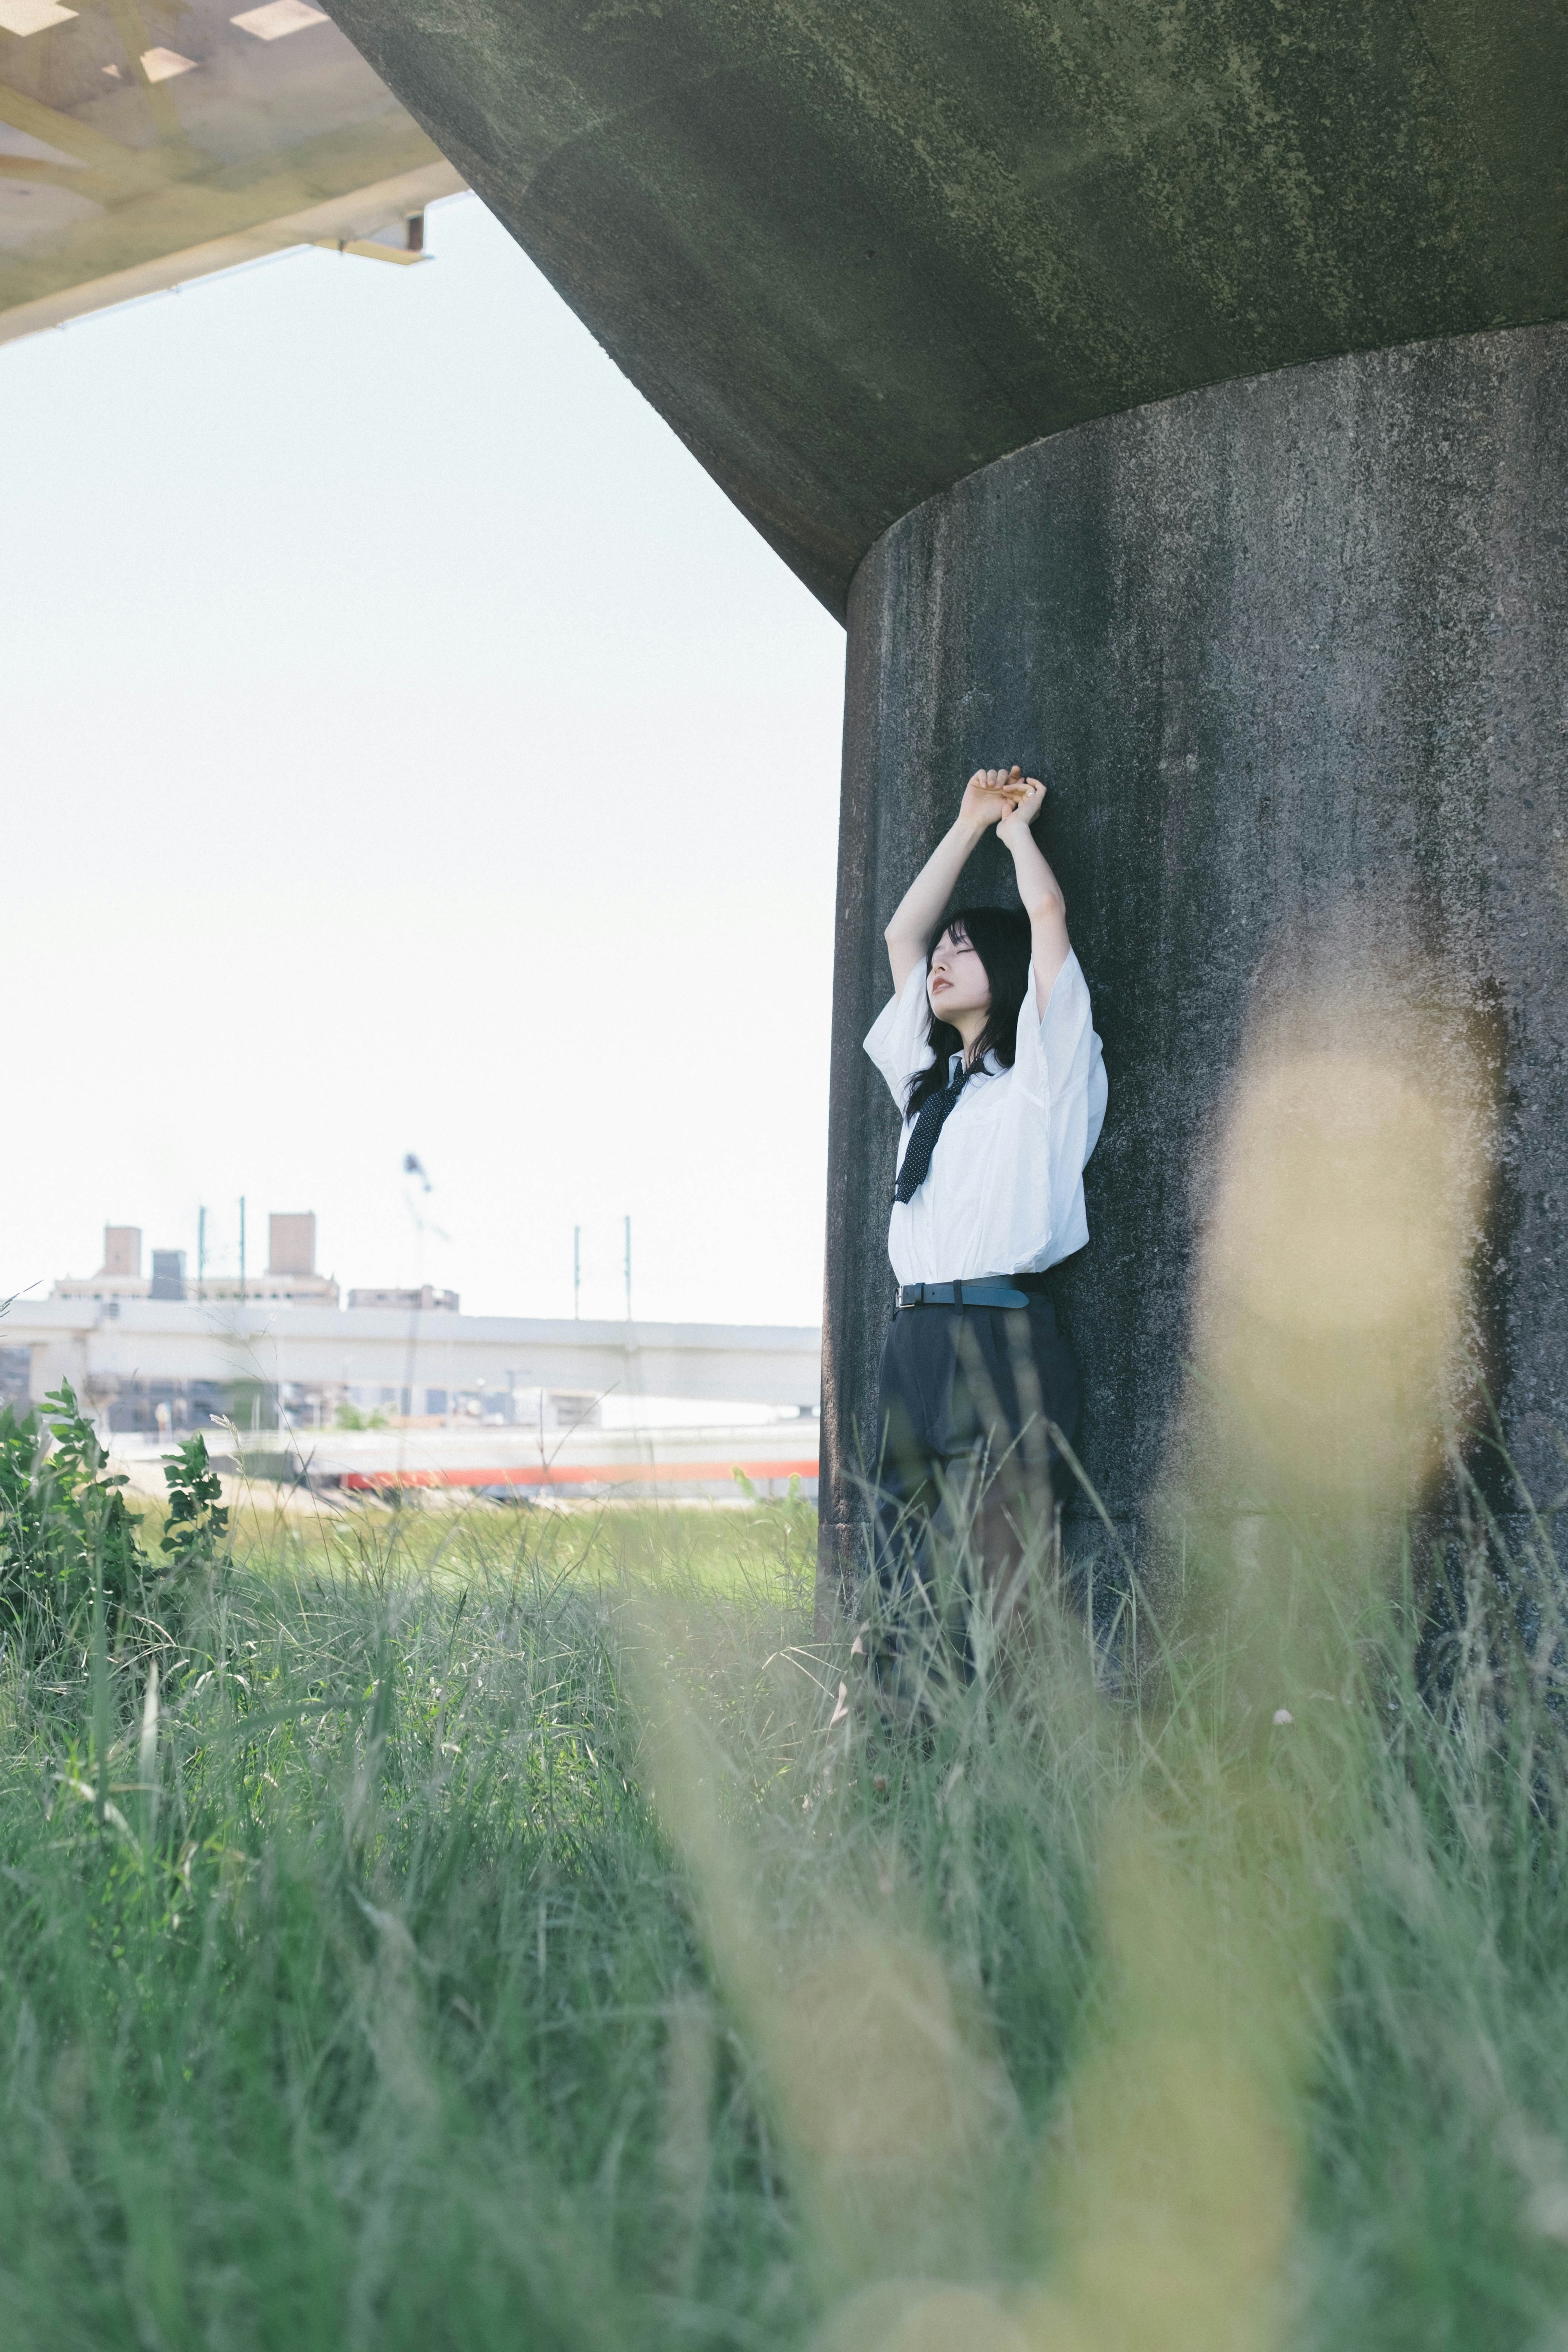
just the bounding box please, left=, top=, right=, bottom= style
left=894, top=1064, right=970, bottom=1203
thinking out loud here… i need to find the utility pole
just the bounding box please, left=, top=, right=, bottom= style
left=238, top=1196, right=247, bottom=1302
left=623, top=1214, right=632, bottom=1323
left=572, top=1225, right=581, bottom=1320
left=197, top=1205, right=207, bottom=1301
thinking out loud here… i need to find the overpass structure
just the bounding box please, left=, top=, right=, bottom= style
left=302, top=0, right=1568, bottom=1595
left=0, top=0, right=461, bottom=342
left=3, top=1297, right=822, bottom=1417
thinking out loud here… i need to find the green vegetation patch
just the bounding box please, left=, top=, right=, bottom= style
left=0, top=1457, right=1564, bottom=2349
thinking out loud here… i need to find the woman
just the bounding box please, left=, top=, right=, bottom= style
left=862, top=764, right=1107, bottom=1688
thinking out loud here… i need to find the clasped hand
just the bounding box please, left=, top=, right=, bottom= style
left=960, top=764, right=1047, bottom=833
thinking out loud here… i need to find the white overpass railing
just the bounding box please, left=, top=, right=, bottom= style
left=2, top=1300, right=822, bottom=1411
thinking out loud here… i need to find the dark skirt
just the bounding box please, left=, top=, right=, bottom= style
left=869, top=1295, right=1080, bottom=1692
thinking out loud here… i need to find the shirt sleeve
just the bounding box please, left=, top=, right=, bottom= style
left=863, top=958, right=934, bottom=1111
left=1011, top=950, right=1107, bottom=1156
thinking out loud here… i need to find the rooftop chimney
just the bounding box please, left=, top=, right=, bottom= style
left=267, top=1212, right=316, bottom=1278
left=100, top=1226, right=141, bottom=1278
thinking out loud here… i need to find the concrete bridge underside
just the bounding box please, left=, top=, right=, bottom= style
left=312, top=0, right=1568, bottom=1596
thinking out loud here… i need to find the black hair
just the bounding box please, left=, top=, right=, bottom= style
left=904, top=903, right=1033, bottom=1119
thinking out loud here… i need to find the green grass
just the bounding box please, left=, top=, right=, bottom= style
left=1, top=1487, right=1567, bottom=2351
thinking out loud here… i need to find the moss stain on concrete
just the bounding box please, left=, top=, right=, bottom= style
left=319, top=0, right=1568, bottom=608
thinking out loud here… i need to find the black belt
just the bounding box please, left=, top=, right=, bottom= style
left=896, top=1277, right=1039, bottom=1310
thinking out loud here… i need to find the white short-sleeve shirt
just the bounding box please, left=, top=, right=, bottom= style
left=862, top=950, right=1107, bottom=1286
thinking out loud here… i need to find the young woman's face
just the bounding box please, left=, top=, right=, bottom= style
left=928, top=927, right=991, bottom=1024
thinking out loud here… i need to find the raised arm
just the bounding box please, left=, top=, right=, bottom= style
left=884, top=769, right=1022, bottom=991
left=996, top=774, right=1070, bottom=1011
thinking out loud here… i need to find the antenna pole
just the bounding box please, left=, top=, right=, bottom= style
left=572, top=1225, right=581, bottom=1320
left=624, top=1214, right=632, bottom=1323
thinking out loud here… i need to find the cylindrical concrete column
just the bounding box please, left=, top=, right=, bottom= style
left=821, top=320, right=1568, bottom=1602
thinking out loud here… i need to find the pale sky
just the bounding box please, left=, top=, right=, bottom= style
left=2, top=196, right=847, bottom=1330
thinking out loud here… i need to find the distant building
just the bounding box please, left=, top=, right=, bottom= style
left=151, top=1250, right=187, bottom=1301
left=103, top=1227, right=140, bottom=1279
left=197, top=1211, right=339, bottom=1305
left=51, top=1225, right=152, bottom=1303
left=267, top=1214, right=321, bottom=1282
left=53, top=1215, right=339, bottom=1306
left=347, top=1285, right=460, bottom=1312
left=96, top=1379, right=236, bottom=1438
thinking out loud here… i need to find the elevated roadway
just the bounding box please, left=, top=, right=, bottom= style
left=0, top=0, right=462, bottom=340
left=4, top=1298, right=822, bottom=1412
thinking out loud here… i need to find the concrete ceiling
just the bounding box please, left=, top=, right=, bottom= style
left=0, top=0, right=463, bottom=342
left=314, top=0, right=1568, bottom=613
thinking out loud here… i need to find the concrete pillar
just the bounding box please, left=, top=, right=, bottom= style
left=29, top=1336, right=90, bottom=1408
left=821, top=321, right=1568, bottom=1601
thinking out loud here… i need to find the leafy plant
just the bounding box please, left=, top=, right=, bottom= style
left=159, top=1432, right=230, bottom=1577
left=335, top=1402, right=388, bottom=1430
left=0, top=1379, right=146, bottom=1655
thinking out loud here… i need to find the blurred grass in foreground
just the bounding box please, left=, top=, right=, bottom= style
left=0, top=1477, right=1566, bottom=2352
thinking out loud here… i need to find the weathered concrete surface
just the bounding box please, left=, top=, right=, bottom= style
left=318, top=0, right=1568, bottom=612
left=821, top=320, right=1568, bottom=1591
